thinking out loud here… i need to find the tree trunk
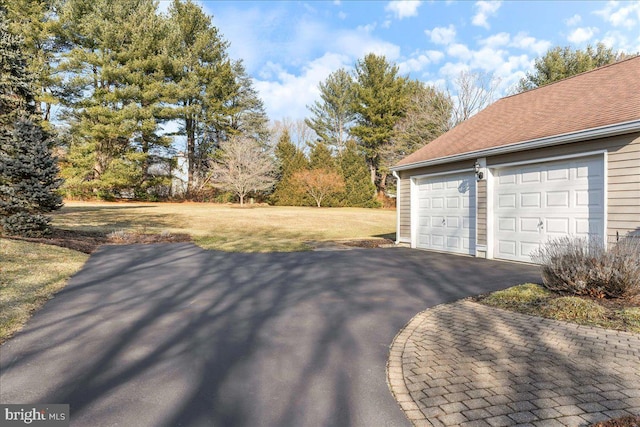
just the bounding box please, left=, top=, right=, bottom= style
left=186, top=116, right=195, bottom=199
left=240, top=194, right=244, bottom=207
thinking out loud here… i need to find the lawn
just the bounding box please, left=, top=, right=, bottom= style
left=0, top=239, right=88, bottom=343
left=53, top=201, right=397, bottom=252
left=1, top=202, right=396, bottom=343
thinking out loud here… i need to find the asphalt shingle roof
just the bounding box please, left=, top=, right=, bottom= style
left=396, top=55, right=640, bottom=167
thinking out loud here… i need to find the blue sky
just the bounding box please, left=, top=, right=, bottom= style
left=160, top=1, right=640, bottom=122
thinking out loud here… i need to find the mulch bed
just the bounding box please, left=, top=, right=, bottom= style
left=591, top=415, right=640, bottom=427
left=3, top=228, right=192, bottom=254
left=341, top=238, right=395, bottom=248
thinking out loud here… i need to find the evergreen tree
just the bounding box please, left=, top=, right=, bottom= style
left=517, top=44, right=623, bottom=92
left=2, top=0, right=59, bottom=123
left=271, top=130, right=309, bottom=206
left=339, top=141, right=378, bottom=208
left=305, top=68, right=355, bottom=152
left=57, top=0, right=172, bottom=199
left=308, top=140, right=335, bottom=170
left=351, top=53, right=409, bottom=195
left=166, top=0, right=235, bottom=196
left=0, top=14, right=62, bottom=236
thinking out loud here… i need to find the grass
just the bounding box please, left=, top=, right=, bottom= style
left=477, top=283, right=640, bottom=333
left=53, top=201, right=396, bottom=252
left=0, top=238, right=88, bottom=343
left=1, top=201, right=394, bottom=342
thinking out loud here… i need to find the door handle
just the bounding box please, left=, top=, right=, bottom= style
left=442, top=218, right=446, bottom=226
left=538, top=219, right=544, bottom=230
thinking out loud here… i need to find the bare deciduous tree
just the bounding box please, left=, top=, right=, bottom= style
left=210, top=136, right=276, bottom=206
left=270, top=118, right=317, bottom=152
left=449, top=70, right=500, bottom=127
left=292, top=168, right=345, bottom=207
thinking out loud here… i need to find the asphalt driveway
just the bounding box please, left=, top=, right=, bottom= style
left=1, top=244, right=540, bottom=426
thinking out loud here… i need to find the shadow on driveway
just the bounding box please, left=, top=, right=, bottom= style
left=0, top=244, right=539, bottom=426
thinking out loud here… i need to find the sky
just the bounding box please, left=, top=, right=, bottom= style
left=160, top=1, right=640, bottom=122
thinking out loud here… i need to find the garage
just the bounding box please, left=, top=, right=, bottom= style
left=413, top=172, right=475, bottom=255
left=492, top=156, right=605, bottom=263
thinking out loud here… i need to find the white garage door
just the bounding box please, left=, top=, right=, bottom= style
left=415, top=173, right=475, bottom=255
left=493, top=156, right=605, bottom=263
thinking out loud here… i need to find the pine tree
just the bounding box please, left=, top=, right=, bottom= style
left=166, top=0, right=234, bottom=196
left=271, top=130, right=310, bottom=206
left=0, top=14, right=62, bottom=236
left=339, top=141, right=378, bottom=208
left=517, top=44, right=622, bottom=92
left=57, top=0, right=171, bottom=199
left=305, top=68, right=355, bottom=152
left=351, top=54, right=409, bottom=195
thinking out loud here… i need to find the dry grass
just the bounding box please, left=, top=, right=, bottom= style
left=477, top=283, right=640, bottom=333
left=53, top=201, right=396, bottom=252
left=0, top=239, right=88, bottom=343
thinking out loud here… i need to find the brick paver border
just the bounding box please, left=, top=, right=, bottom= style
left=387, top=301, right=640, bottom=427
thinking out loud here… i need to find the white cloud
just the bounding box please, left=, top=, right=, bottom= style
left=472, top=1, right=502, bottom=29
left=447, top=43, right=472, bottom=61
left=338, top=11, right=347, bottom=20
left=385, top=1, right=423, bottom=19
left=358, top=22, right=377, bottom=33
left=595, top=1, right=640, bottom=28
left=255, top=53, right=352, bottom=121
left=510, top=32, right=551, bottom=55
left=568, top=27, right=599, bottom=44
left=598, top=30, right=640, bottom=53
left=398, top=50, right=445, bottom=74
left=565, top=14, right=582, bottom=26
left=479, top=32, right=510, bottom=48
left=425, top=24, right=456, bottom=45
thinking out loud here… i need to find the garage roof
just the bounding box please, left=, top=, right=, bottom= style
left=396, top=55, right=640, bottom=168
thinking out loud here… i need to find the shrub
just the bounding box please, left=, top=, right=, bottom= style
left=540, top=296, right=607, bottom=322
left=531, top=236, right=640, bottom=299
left=0, top=212, right=51, bottom=237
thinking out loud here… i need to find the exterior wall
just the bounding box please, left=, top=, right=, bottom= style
left=396, top=131, right=640, bottom=252
left=476, top=179, right=487, bottom=246
left=488, top=132, right=640, bottom=242
left=397, top=176, right=411, bottom=241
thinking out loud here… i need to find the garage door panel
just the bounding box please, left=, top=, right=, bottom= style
left=498, top=240, right=516, bottom=256
left=547, top=167, right=569, bottom=181
left=447, top=217, right=460, bottom=228
left=520, top=217, right=540, bottom=232
left=521, top=169, right=541, bottom=183
left=415, top=173, right=475, bottom=255
left=520, top=241, right=541, bottom=256
left=546, top=191, right=569, bottom=207
left=494, top=156, right=604, bottom=263
left=432, top=197, right=444, bottom=208
left=498, top=217, right=516, bottom=232
left=499, top=194, right=516, bottom=208
left=546, top=218, right=569, bottom=234
left=521, top=193, right=541, bottom=208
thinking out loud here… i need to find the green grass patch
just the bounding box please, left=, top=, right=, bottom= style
left=539, top=296, right=607, bottom=322
left=477, top=284, right=640, bottom=333
left=0, top=239, right=88, bottom=343
left=53, top=202, right=396, bottom=252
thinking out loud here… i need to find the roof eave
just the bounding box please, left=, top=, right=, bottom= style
left=391, top=119, right=640, bottom=172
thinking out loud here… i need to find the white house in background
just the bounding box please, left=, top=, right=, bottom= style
left=392, top=56, right=640, bottom=263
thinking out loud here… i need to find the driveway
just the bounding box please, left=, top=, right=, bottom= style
left=1, top=244, right=539, bottom=426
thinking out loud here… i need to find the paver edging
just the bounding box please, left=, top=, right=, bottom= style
left=387, top=306, right=439, bottom=425
left=386, top=299, right=640, bottom=427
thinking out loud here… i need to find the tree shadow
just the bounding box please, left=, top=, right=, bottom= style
left=0, top=245, right=541, bottom=426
